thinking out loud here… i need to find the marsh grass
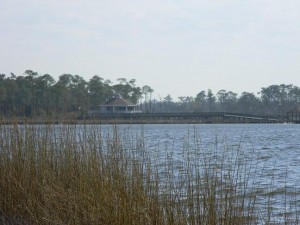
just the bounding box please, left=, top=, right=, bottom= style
left=0, top=123, right=298, bottom=224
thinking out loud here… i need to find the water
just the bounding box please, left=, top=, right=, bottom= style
left=100, top=123, right=300, bottom=222
left=108, top=124, right=300, bottom=187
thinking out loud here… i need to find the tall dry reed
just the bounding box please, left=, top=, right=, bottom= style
left=0, top=123, right=298, bottom=224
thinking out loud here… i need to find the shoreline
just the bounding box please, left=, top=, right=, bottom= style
left=0, top=118, right=287, bottom=125
left=1, top=112, right=286, bottom=124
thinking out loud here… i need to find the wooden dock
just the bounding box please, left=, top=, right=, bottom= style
left=89, top=112, right=281, bottom=124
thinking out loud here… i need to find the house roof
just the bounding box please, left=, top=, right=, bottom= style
left=102, top=96, right=136, bottom=106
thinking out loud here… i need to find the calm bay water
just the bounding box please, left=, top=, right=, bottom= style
left=99, top=123, right=300, bottom=220
left=103, top=124, right=300, bottom=188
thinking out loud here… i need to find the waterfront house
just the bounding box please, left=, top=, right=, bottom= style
left=100, top=94, right=141, bottom=113
left=287, top=106, right=300, bottom=123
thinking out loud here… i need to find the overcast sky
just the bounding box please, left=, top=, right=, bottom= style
left=1, top=0, right=300, bottom=99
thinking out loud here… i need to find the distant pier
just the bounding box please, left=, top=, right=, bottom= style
left=89, top=112, right=281, bottom=124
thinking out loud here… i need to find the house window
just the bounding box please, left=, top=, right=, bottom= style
left=127, top=106, right=135, bottom=111
left=117, top=106, right=126, bottom=111
left=106, top=106, right=113, bottom=112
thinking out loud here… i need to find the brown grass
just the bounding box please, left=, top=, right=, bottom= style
left=0, top=123, right=298, bottom=224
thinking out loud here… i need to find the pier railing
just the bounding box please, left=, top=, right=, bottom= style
left=88, top=112, right=281, bottom=123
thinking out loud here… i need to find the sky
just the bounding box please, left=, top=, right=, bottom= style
left=1, top=0, right=300, bottom=100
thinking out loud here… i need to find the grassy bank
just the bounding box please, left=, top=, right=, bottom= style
left=0, top=123, right=298, bottom=224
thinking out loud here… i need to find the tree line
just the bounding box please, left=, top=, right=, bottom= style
left=156, top=85, right=300, bottom=117
left=0, top=70, right=153, bottom=117
left=0, top=70, right=299, bottom=118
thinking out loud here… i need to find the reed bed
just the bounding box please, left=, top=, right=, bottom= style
left=0, top=123, right=298, bottom=224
